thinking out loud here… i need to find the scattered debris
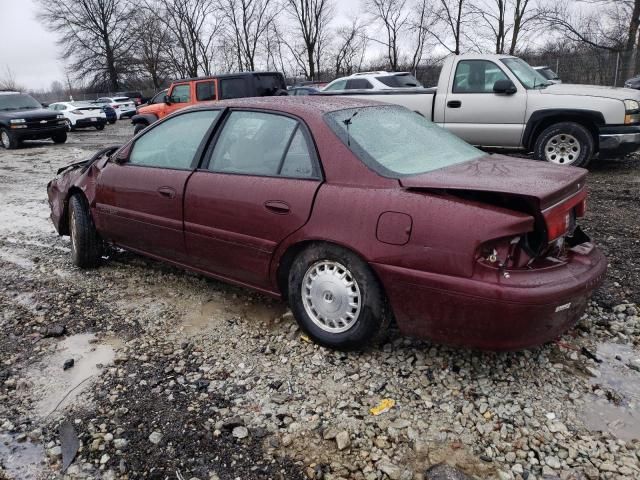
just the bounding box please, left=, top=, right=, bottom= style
left=44, top=325, right=66, bottom=338
left=59, top=421, right=79, bottom=472
left=370, top=398, right=395, bottom=416
left=63, top=359, right=74, bottom=370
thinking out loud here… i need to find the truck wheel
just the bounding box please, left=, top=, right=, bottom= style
left=68, top=194, right=102, bottom=268
left=52, top=131, right=67, bottom=144
left=0, top=128, right=19, bottom=149
left=134, top=123, right=148, bottom=135
left=534, top=122, right=593, bottom=167
left=288, top=244, right=389, bottom=350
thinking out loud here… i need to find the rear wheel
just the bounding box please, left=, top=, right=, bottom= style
left=134, top=123, right=147, bottom=135
left=108, top=119, right=116, bottom=124
left=288, top=244, right=388, bottom=350
left=52, top=131, right=67, bottom=144
left=534, top=122, right=593, bottom=167
left=96, top=124, right=105, bottom=131
left=68, top=194, right=102, bottom=268
left=1, top=128, right=19, bottom=149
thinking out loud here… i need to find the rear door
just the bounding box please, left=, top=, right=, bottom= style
left=94, top=109, right=221, bottom=261
left=443, top=59, right=527, bottom=147
left=184, top=109, right=322, bottom=288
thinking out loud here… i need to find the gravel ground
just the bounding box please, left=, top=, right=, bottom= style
left=0, top=122, right=639, bottom=480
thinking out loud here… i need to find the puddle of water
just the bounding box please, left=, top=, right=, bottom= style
left=582, top=342, right=640, bottom=441
left=182, top=297, right=286, bottom=333
left=27, top=333, right=119, bottom=419
left=0, top=433, right=46, bottom=480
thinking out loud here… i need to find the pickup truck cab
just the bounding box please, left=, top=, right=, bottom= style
left=132, top=72, right=287, bottom=134
left=323, top=54, right=640, bottom=167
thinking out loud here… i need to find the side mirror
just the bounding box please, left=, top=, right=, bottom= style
left=493, top=79, right=517, bottom=94
left=113, top=144, right=132, bottom=164
left=164, top=94, right=171, bottom=105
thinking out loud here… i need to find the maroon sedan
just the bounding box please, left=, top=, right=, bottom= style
left=47, top=97, right=606, bottom=350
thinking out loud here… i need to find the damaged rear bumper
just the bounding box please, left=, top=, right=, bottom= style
left=372, top=245, right=607, bottom=350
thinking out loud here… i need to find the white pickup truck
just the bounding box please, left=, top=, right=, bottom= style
left=320, top=54, right=640, bottom=167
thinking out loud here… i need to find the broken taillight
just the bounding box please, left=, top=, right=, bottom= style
left=543, top=191, right=587, bottom=242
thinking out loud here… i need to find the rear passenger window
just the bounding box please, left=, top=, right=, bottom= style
left=346, top=79, right=373, bottom=89
left=220, top=79, right=247, bottom=99
left=207, top=111, right=316, bottom=178
left=196, top=81, right=216, bottom=101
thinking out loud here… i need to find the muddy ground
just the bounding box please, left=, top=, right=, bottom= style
left=0, top=122, right=639, bottom=480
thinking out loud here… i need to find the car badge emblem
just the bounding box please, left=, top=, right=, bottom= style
left=40, top=120, right=47, bottom=123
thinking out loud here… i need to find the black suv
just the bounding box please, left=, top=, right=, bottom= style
left=0, top=92, right=68, bottom=149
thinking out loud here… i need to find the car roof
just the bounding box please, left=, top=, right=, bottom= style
left=192, top=95, right=383, bottom=117
left=173, top=71, right=283, bottom=83
left=0, top=91, right=21, bottom=95
left=454, top=53, right=517, bottom=61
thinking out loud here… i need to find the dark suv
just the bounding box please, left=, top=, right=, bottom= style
left=0, top=92, right=68, bottom=149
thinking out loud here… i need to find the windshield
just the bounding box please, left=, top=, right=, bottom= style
left=501, top=58, right=550, bottom=89
left=325, top=106, right=484, bottom=177
left=0, top=93, right=41, bottom=111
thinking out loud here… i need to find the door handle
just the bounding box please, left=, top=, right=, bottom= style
left=447, top=100, right=462, bottom=108
left=264, top=200, right=290, bottom=214
left=157, top=186, right=176, bottom=199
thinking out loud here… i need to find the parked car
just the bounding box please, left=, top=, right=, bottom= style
left=47, top=97, right=606, bottom=351
left=533, top=66, right=562, bottom=83
left=0, top=91, right=67, bottom=149
left=323, top=72, right=423, bottom=91
left=625, top=76, right=640, bottom=90
left=94, top=97, right=136, bottom=120
left=115, top=91, right=144, bottom=106
left=289, top=86, right=319, bottom=96
left=48, top=102, right=107, bottom=131
left=132, top=72, right=287, bottom=134
left=322, top=54, right=640, bottom=167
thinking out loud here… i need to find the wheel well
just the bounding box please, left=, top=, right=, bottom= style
left=275, top=240, right=389, bottom=306
left=59, top=187, right=85, bottom=236
left=528, top=116, right=599, bottom=152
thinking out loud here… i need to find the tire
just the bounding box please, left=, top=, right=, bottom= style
left=134, top=123, right=147, bottom=135
left=0, top=128, right=19, bottom=149
left=533, top=122, right=593, bottom=168
left=52, top=131, right=67, bottom=144
left=68, top=194, right=102, bottom=268
left=288, top=244, right=389, bottom=350
left=108, top=119, right=116, bottom=125
left=96, top=124, right=105, bottom=131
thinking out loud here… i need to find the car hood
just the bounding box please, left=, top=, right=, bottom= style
left=540, top=83, right=640, bottom=101
left=0, top=108, right=59, bottom=121
left=399, top=154, right=587, bottom=210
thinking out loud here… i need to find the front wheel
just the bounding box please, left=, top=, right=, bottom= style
left=288, top=244, right=388, bottom=350
left=96, top=124, right=105, bottom=131
left=533, top=122, right=593, bottom=167
left=52, top=131, right=67, bottom=144
left=0, top=128, right=19, bottom=149
left=68, top=194, right=102, bottom=268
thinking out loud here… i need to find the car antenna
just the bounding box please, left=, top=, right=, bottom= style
left=343, top=110, right=359, bottom=146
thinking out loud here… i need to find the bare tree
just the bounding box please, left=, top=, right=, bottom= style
left=408, top=0, right=438, bottom=71
left=432, top=0, right=472, bottom=55
left=366, top=0, right=409, bottom=70
left=131, top=11, right=172, bottom=88
left=285, top=0, right=334, bottom=80
left=0, top=66, right=23, bottom=91
left=332, top=18, right=368, bottom=76
left=222, top=0, right=277, bottom=71
left=37, top=0, right=135, bottom=90
left=471, top=0, right=539, bottom=54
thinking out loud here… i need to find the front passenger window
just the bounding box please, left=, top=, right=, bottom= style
left=129, top=110, right=219, bottom=169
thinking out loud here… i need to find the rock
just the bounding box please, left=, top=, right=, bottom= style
left=148, top=431, right=162, bottom=445
left=424, top=464, right=472, bottom=480
left=335, top=431, right=350, bottom=450
left=599, top=461, right=618, bottom=473
left=511, top=464, right=524, bottom=475
left=378, top=461, right=402, bottom=480
left=63, top=358, right=75, bottom=370
left=47, top=446, right=62, bottom=459
left=232, top=426, right=249, bottom=439
left=113, top=438, right=128, bottom=449
left=100, top=453, right=110, bottom=464
left=545, top=456, right=561, bottom=469
left=45, top=324, right=66, bottom=338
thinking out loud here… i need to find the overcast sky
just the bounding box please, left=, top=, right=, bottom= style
left=1, top=0, right=64, bottom=90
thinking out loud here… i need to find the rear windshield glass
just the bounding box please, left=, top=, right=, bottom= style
left=376, top=74, right=423, bottom=88
left=325, top=106, right=483, bottom=177
left=0, top=93, right=41, bottom=111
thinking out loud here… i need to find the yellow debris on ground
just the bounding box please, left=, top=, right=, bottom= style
left=370, top=398, right=396, bottom=416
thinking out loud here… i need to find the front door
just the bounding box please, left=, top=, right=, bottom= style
left=94, top=109, right=221, bottom=260
left=443, top=59, right=527, bottom=147
left=184, top=110, right=322, bottom=288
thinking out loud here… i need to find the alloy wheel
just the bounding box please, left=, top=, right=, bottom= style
left=544, top=133, right=581, bottom=165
